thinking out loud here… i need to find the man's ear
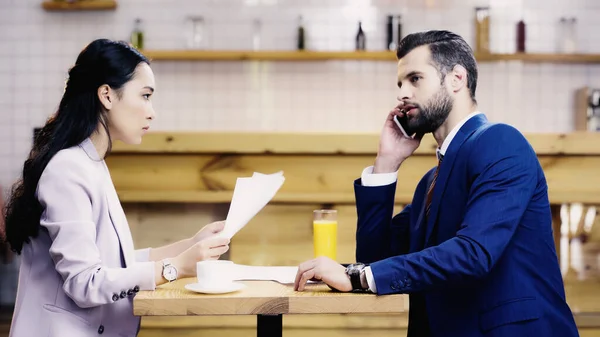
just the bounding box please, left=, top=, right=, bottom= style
left=98, top=84, right=113, bottom=110
left=449, top=64, right=468, bottom=93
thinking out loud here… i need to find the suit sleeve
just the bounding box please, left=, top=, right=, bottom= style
left=354, top=179, right=411, bottom=263
left=370, top=125, right=539, bottom=295
left=37, top=156, right=156, bottom=309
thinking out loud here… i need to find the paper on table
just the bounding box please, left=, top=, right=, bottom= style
left=233, top=265, right=300, bottom=284
left=220, top=171, right=285, bottom=239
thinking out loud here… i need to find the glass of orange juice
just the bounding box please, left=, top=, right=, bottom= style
left=313, top=209, right=337, bottom=260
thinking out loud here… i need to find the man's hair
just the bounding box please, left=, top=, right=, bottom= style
left=396, top=30, right=478, bottom=103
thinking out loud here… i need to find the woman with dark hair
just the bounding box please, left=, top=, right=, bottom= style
left=4, top=39, right=230, bottom=337
left=0, top=185, right=11, bottom=264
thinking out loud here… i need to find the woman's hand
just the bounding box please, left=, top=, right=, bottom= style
left=148, top=220, right=228, bottom=266
left=173, top=235, right=230, bottom=278
left=192, top=220, right=226, bottom=244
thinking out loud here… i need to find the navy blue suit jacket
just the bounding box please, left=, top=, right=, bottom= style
left=354, top=114, right=578, bottom=337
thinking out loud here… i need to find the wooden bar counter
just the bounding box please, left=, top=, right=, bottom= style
left=106, top=131, right=600, bottom=337
left=134, top=279, right=408, bottom=337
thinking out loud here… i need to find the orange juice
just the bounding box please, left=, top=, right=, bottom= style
left=313, top=220, right=337, bottom=260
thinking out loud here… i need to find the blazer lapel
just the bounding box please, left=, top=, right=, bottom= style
left=79, top=138, right=135, bottom=267
left=410, top=168, right=435, bottom=252
left=102, top=164, right=135, bottom=267
left=424, top=114, right=489, bottom=246
left=106, top=188, right=135, bottom=267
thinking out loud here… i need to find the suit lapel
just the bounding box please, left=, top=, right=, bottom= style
left=410, top=168, right=435, bottom=252
left=424, top=114, right=489, bottom=246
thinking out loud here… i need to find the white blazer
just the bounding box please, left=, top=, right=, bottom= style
left=9, top=138, right=156, bottom=337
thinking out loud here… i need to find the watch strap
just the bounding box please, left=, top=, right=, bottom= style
left=346, top=263, right=367, bottom=291
left=162, top=259, right=177, bottom=282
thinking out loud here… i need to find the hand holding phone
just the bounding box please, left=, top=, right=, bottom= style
left=393, top=114, right=415, bottom=138
left=374, top=103, right=423, bottom=173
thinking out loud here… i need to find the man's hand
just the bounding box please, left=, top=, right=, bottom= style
left=374, top=103, right=424, bottom=173
left=294, top=256, right=352, bottom=292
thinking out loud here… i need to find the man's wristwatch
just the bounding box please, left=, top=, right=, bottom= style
left=345, top=263, right=369, bottom=291
left=161, top=259, right=178, bottom=282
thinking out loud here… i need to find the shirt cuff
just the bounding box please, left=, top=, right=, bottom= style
left=365, top=266, right=377, bottom=293
left=135, top=248, right=151, bottom=263
left=361, top=166, right=398, bottom=187
left=133, top=261, right=157, bottom=291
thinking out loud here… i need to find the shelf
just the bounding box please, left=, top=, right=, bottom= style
left=139, top=50, right=600, bottom=64
left=41, top=0, right=117, bottom=11
left=140, top=50, right=397, bottom=61
left=476, top=52, right=600, bottom=64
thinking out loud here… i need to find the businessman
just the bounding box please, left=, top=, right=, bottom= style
left=294, top=30, right=579, bottom=337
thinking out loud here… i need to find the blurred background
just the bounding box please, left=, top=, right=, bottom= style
left=2, top=0, right=600, bottom=336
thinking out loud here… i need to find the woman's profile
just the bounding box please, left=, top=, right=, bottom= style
left=3, top=38, right=230, bottom=337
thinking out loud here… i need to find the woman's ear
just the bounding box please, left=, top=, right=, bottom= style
left=97, top=84, right=113, bottom=110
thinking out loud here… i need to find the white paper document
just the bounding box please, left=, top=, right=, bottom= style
left=233, top=265, right=299, bottom=284
left=220, top=171, right=285, bottom=239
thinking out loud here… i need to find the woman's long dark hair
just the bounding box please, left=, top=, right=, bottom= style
left=3, top=39, right=149, bottom=254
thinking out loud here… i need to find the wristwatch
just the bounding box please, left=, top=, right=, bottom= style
left=345, top=263, right=368, bottom=291
left=161, top=259, right=178, bottom=282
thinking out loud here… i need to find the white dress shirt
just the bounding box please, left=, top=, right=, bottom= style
left=361, top=111, right=481, bottom=293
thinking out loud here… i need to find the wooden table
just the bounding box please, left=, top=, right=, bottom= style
left=133, top=278, right=409, bottom=337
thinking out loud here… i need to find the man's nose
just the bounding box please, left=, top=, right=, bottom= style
left=397, top=85, right=412, bottom=101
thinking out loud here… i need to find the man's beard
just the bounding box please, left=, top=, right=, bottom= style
left=407, top=87, right=453, bottom=134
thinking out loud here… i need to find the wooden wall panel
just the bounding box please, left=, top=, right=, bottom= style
left=111, top=132, right=600, bottom=156
left=108, top=153, right=600, bottom=205
left=106, top=132, right=600, bottom=336
left=124, top=202, right=406, bottom=267
left=124, top=203, right=229, bottom=258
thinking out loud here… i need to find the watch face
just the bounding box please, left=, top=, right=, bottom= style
left=348, top=263, right=364, bottom=272
left=163, top=265, right=177, bottom=281
left=346, top=263, right=364, bottom=277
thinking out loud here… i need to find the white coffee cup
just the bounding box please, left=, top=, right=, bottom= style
left=196, top=260, right=236, bottom=285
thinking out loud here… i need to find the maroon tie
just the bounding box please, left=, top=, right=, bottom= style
left=425, top=156, right=442, bottom=219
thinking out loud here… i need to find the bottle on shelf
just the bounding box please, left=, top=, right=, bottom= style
left=567, top=17, right=578, bottom=53
left=557, top=17, right=577, bottom=54
left=253, top=19, right=262, bottom=51
left=386, top=15, right=402, bottom=50
left=185, top=16, right=205, bottom=50
left=557, top=17, right=567, bottom=53
left=297, top=15, right=305, bottom=50
left=130, top=18, right=144, bottom=50
left=395, top=15, right=403, bottom=48
left=474, top=7, right=490, bottom=53
left=386, top=15, right=394, bottom=50
left=356, top=21, right=366, bottom=51
left=516, top=19, right=526, bottom=53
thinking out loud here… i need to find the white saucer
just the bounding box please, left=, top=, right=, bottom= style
left=185, top=281, right=246, bottom=294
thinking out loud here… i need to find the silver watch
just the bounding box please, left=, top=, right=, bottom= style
left=162, top=259, right=178, bottom=282
left=345, top=263, right=368, bottom=291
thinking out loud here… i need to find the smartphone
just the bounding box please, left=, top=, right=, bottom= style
left=393, top=114, right=415, bottom=138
